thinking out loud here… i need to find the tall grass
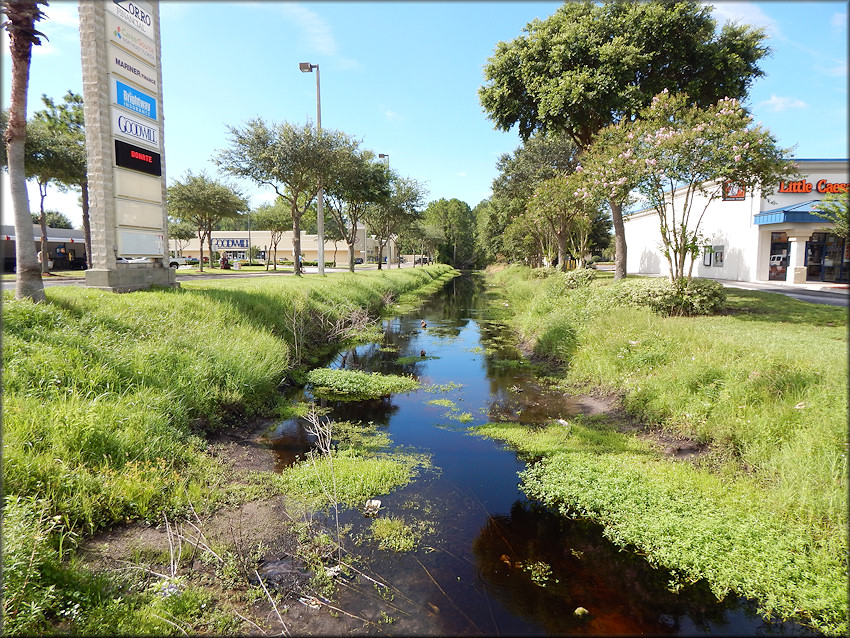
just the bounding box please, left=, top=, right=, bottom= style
left=484, top=265, right=847, bottom=634
left=2, top=265, right=455, bottom=633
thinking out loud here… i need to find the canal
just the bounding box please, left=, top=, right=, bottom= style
left=264, top=273, right=816, bottom=636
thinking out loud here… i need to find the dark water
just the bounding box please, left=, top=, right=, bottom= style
left=264, top=273, right=818, bottom=636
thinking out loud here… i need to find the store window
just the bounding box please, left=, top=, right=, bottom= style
left=806, top=232, right=848, bottom=283
left=769, top=232, right=789, bottom=281
left=712, top=245, right=724, bottom=267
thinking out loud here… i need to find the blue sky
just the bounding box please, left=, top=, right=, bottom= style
left=2, top=1, right=847, bottom=229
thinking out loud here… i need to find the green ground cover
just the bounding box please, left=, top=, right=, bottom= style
left=478, top=265, right=848, bottom=635
left=1, top=265, right=455, bottom=634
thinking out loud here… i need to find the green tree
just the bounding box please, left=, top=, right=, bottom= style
left=167, top=220, right=195, bottom=256
left=2, top=0, right=47, bottom=300
left=364, top=174, right=426, bottom=270
left=167, top=171, right=248, bottom=272
left=324, top=148, right=390, bottom=271
left=479, top=0, right=770, bottom=279
left=252, top=198, right=292, bottom=270
left=813, top=192, right=849, bottom=239
left=31, top=209, right=72, bottom=229
left=34, top=91, right=90, bottom=267
left=423, top=198, right=476, bottom=268
left=21, top=117, right=80, bottom=273
left=215, top=118, right=357, bottom=276
left=623, top=91, right=795, bottom=281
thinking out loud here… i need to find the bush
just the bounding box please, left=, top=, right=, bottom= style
left=617, top=278, right=726, bottom=316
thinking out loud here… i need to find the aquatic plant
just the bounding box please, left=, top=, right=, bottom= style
left=305, top=368, right=419, bottom=401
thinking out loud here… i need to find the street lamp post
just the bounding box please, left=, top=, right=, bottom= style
left=300, top=62, right=325, bottom=275
left=378, top=154, right=397, bottom=267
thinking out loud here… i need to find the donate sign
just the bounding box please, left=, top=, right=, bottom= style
left=114, top=79, right=157, bottom=121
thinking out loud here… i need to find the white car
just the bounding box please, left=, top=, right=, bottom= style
left=769, top=255, right=786, bottom=267
left=117, top=256, right=186, bottom=268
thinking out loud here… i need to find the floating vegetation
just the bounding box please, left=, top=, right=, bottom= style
left=426, top=399, right=456, bottom=409
left=305, top=368, right=419, bottom=401
left=396, top=354, right=439, bottom=365
left=424, top=382, right=463, bottom=394
left=361, top=516, right=434, bottom=553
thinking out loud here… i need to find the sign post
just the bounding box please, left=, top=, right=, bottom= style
left=79, top=0, right=176, bottom=291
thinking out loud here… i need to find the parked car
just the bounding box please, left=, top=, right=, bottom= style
left=354, top=257, right=364, bottom=264
left=769, top=254, right=786, bottom=267
left=117, top=256, right=187, bottom=268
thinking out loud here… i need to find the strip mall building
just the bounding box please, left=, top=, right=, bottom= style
left=623, top=159, right=848, bottom=284
left=174, top=225, right=398, bottom=266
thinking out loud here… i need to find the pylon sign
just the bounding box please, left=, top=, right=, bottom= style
left=79, top=0, right=175, bottom=290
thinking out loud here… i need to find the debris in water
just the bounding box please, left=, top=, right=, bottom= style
left=574, top=606, right=589, bottom=617
left=421, top=320, right=427, bottom=328
left=299, top=596, right=321, bottom=609
left=325, top=565, right=342, bottom=578
left=420, top=349, right=426, bottom=357
left=364, top=498, right=382, bottom=516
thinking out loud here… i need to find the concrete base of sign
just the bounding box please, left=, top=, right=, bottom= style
left=791, top=266, right=808, bottom=284
left=85, top=266, right=178, bottom=292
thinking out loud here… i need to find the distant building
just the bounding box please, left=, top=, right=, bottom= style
left=173, top=226, right=397, bottom=266
left=1, top=225, right=88, bottom=271
left=623, top=159, right=848, bottom=284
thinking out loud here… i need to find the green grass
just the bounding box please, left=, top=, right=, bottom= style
left=2, top=264, right=455, bottom=635
left=481, top=265, right=848, bottom=635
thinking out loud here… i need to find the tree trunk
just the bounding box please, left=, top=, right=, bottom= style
left=38, top=180, right=48, bottom=274
left=198, top=230, right=205, bottom=272
left=610, top=199, right=627, bottom=280
left=292, top=212, right=302, bottom=276
left=81, top=180, right=92, bottom=268
left=557, top=233, right=567, bottom=273
left=6, top=1, right=45, bottom=301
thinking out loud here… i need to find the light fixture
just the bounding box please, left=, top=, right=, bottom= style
left=299, top=62, right=324, bottom=275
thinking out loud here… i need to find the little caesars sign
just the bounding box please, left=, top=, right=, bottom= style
left=80, top=0, right=176, bottom=291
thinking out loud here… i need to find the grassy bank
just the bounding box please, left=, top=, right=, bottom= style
left=2, top=265, right=455, bottom=634
left=477, top=265, right=847, bottom=635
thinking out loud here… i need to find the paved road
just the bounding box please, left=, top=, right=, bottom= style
left=4, top=266, right=848, bottom=307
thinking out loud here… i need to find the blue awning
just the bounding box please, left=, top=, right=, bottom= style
left=754, top=200, right=825, bottom=225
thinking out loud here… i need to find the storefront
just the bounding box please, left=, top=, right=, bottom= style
left=623, top=159, right=848, bottom=284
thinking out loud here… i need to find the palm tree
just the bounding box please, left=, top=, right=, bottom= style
left=2, top=1, right=47, bottom=301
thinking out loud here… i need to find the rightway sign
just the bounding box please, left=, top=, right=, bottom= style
left=112, top=78, right=157, bottom=121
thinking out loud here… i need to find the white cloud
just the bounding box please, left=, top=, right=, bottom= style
left=758, top=94, right=808, bottom=112
left=710, top=1, right=782, bottom=40
left=385, top=110, right=401, bottom=121
left=271, top=2, right=337, bottom=57
left=42, top=2, right=79, bottom=29
left=831, top=11, right=847, bottom=31
left=456, top=172, right=467, bottom=178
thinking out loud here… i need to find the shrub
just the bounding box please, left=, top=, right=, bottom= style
left=617, top=278, right=726, bottom=316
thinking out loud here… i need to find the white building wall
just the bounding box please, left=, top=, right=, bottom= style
left=624, top=160, right=848, bottom=283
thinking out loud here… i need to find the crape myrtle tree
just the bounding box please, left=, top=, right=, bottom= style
left=2, top=0, right=47, bottom=301
left=479, top=0, right=770, bottom=280
left=167, top=171, right=248, bottom=272
left=364, top=173, right=426, bottom=270
left=324, top=147, right=390, bottom=272
left=215, top=118, right=357, bottom=276
left=527, top=173, right=599, bottom=270
left=603, top=91, right=795, bottom=281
